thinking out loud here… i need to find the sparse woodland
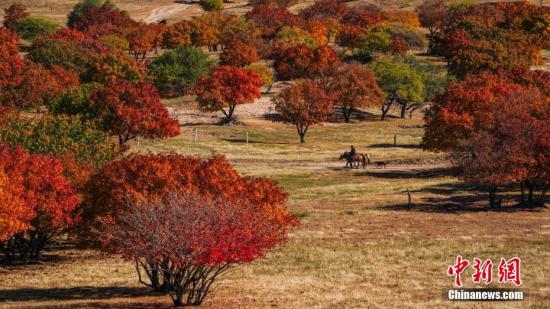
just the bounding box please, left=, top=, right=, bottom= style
left=0, top=0, right=549, bottom=307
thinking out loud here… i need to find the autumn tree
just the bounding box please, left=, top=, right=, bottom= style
left=219, top=40, right=259, bottom=67
left=342, top=4, right=383, bottom=28
left=247, top=63, right=274, bottom=93
left=273, top=80, right=333, bottom=143
left=382, top=10, right=421, bottom=27
left=194, top=66, right=262, bottom=124
left=126, top=23, right=156, bottom=60
left=336, top=24, right=364, bottom=51
left=84, top=49, right=145, bottom=84
left=452, top=88, right=549, bottom=208
left=162, top=21, right=192, bottom=48
left=147, top=45, right=214, bottom=97
left=49, top=82, right=101, bottom=116
left=0, top=55, right=80, bottom=109
left=0, top=113, right=118, bottom=167
left=0, top=28, right=19, bottom=56
left=14, top=16, right=61, bottom=41
left=416, top=0, right=449, bottom=51
left=0, top=169, right=29, bottom=242
left=190, top=17, right=221, bottom=51
left=89, top=81, right=180, bottom=145
left=327, top=63, right=383, bottom=122
left=275, top=25, right=319, bottom=48
left=423, top=71, right=525, bottom=152
left=370, top=57, right=425, bottom=120
left=3, top=3, right=29, bottom=31
left=82, top=154, right=297, bottom=295
left=199, top=0, right=223, bottom=11
left=273, top=44, right=339, bottom=81
left=0, top=145, right=80, bottom=262
left=245, top=5, right=304, bottom=38
left=68, top=0, right=135, bottom=37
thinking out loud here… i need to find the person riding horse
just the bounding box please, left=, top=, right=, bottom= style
left=340, top=146, right=369, bottom=169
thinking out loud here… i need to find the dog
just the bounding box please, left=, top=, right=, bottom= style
left=374, top=161, right=388, bottom=168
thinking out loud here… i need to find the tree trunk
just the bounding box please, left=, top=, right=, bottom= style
left=343, top=105, right=352, bottom=122
left=221, top=104, right=236, bottom=124
left=381, top=100, right=392, bottom=120
left=296, top=124, right=308, bottom=143
left=488, top=187, right=500, bottom=208
left=520, top=181, right=525, bottom=204
left=400, top=102, right=407, bottom=119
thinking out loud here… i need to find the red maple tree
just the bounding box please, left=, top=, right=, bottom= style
left=84, top=153, right=297, bottom=301
left=89, top=81, right=180, bottom=145
left=0, top=145, right=80, bottom=261
left=273, top=80, right=333, bottom=143
left=194, top=66, right=262, bottom=123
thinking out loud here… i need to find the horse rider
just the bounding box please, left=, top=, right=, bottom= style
left=349, top=145, right=356, bottom=159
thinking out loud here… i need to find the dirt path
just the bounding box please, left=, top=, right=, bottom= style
left=144, top=3, right=190, bottom=24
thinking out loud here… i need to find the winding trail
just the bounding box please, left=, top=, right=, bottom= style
left=144, top=3, right=190, bottom=24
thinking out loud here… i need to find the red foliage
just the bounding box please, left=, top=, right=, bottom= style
left=3, top=3, right=29, bottom=31
left=309, top=45, right=340, bottom=77
left=83, top=153, right=295, bottom=235
left=87, top=154, right=296, bottom=304
left=0, top=55, right=79, bottom=109
left=343, top=5, right=383, bottom=28
left=273, top=80, right=333, bottom=143
left=219, top=40, right=259, bottom=67
left=327, top=63, right=383, bottom=122
left=0, top=169, right=30, bottom=241
left=194, top=66, right=262, bottom=122
left=0, top=28, right=19, bottom=57
left=390, top=37, right=410, bottom=55
left=89, top=81, right=180, bottom=145
left=0, top=145, right=80, bottom=258
left=452, top=89, right=549, bottom=207
left=245, top=5, right=304, bottom=38
left=43, top=28, right=92, bottom=44
left=336, top=24, right=364, bottom=50
left=162, top=21, right=192, bottom=48
left=273, top=44, right=339, bottom=81
left=273, top=44, right=313, bottom=80
left=423, top=71, right=526, bottom=152
left=70, top=3, right=136, bottom=37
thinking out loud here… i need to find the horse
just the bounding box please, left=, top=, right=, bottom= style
left=340, top=152, right=370, bottom=169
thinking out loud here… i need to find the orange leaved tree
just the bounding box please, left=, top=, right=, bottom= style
left=326, top=63, right=384, bottom=122
left=89, top=81, right=180, bottom=145
left=0, top=145, right=80, bottom=262
left=194, top=65, right=262, bottom=124
left=83, top=154, right=297, bottom=302
left=273, top=80, right=333, bottom=143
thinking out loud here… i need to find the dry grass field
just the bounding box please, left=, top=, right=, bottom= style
left=1, top=100, right=549, bottom=308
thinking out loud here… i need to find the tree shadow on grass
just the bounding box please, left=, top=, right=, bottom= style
left=0, top=286, right=158, bottom=302
left=369, top=143, right=422, bottom=149
left=357, top=166, right=456, bottom=179
left=378, top=182, right=547, bottom=213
